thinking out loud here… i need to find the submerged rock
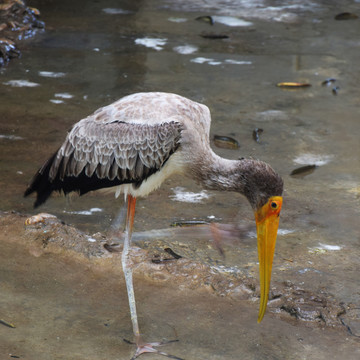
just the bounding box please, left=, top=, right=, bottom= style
left=0, top=0, right=44, bottom=66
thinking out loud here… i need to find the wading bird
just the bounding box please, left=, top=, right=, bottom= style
left=25, top=92, right=283, bottom=359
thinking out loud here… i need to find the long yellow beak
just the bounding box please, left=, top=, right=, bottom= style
left=255, top=196, right=283, bottom=323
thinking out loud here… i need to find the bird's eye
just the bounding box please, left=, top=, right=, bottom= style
left=270, top=201, right=278, bottom=209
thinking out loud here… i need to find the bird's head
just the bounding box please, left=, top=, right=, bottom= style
left=238, top=159, right=283, bottom=322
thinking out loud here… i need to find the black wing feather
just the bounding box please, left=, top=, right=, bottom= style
left=24, top=120, right=183, bottom=208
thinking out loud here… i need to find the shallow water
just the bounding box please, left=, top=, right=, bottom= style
left=0, top=0, right=360, bottom=358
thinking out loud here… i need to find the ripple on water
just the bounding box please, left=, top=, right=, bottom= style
left=134, top=37, right=167, bottom=51
left=63, top=208, right=103, bottom=216
left=170, top=187, right=210, bottom=203
left=293, top=153, right=333, bottom=166
left=3, top=80, right=40, bottom=87
left=38, top=71, right=66, bottom=78
left=173, top=45, right=198, bottom=55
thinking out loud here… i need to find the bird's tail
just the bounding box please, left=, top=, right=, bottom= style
left=24, top=151, right=58, bottom=208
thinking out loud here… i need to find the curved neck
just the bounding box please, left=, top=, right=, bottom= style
left=191, top=150, right=246, bottom=193
left=189, top=149, right=283, bottom=210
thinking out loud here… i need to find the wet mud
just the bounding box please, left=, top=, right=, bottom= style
left=1, top=211, right=359, bottom=353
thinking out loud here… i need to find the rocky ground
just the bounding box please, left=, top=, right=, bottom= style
left=4, top=211, right=360, bottom=333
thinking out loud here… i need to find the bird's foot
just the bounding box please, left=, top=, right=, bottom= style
left=124, top=338, right=183, bottom=360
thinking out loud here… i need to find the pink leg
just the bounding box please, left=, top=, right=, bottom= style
left=122, top=195, right=139, bottom=337
left=121, top=195, right=183, bottom=360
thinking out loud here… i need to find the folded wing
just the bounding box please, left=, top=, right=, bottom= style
left=24, top=119, right=183, bottom=207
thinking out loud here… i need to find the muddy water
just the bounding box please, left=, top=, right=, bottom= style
left=1, top=0, right=360, bottom=359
